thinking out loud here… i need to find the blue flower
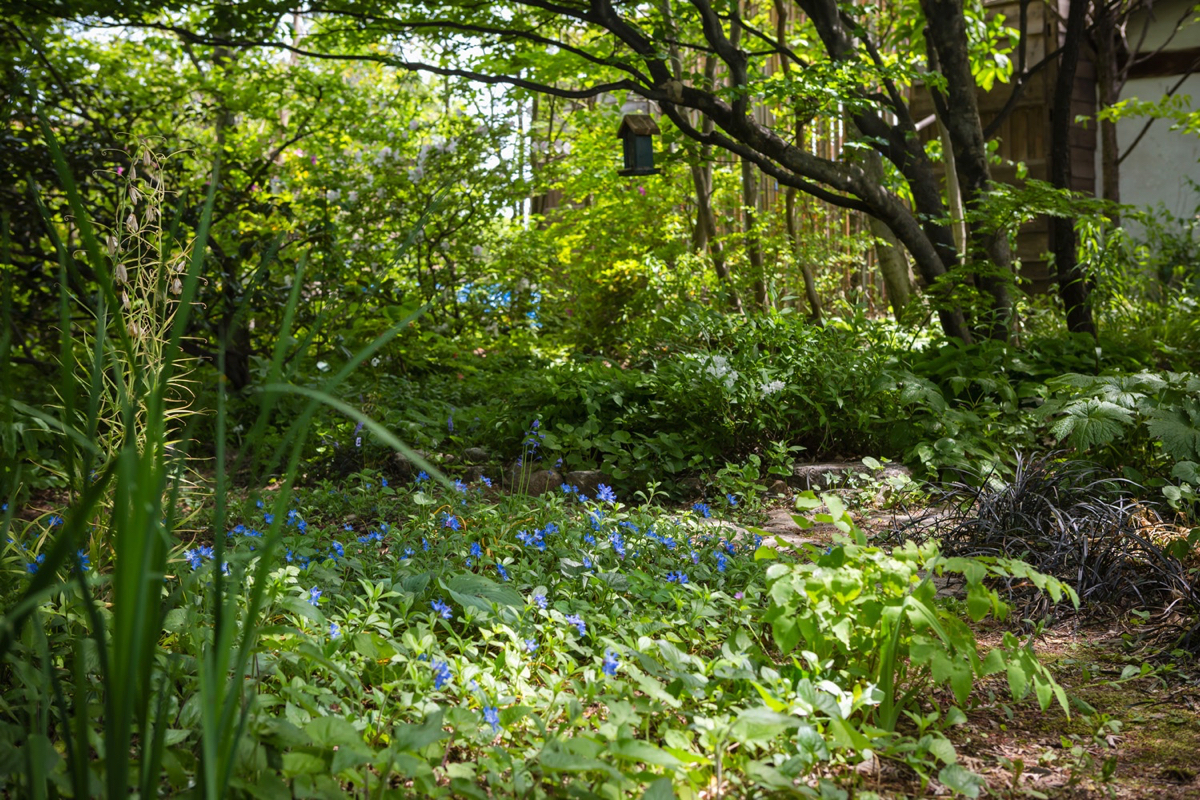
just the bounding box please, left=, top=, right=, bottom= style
left=496, top=563, right=509, bottom=581
left=531, top=593, right=548, bottom=609
left=343, top=523, right=353, bottom=532
left=470, top=542, right=482, bottom=559
left=454, top=479, right=468, bottom=493
left=330, top=541, right=345, bottom=559
left=416, top=471, right=430, bottom=483
left=442, top=513, right=461, bottom=531
left=431, top=598, right=453, bottom=619
left=403, top=547, right=415, bottom=558
left=432, top=660, right=452, bottom=689
left=666, top=571, right=689, bottom=585
left=76, top=549, right=90, bottom=572
left=309, top=587, right=322, bottom=606
left=596, top=484, right=617, bottom=504
left=727, top=493, right=739, bottom=506
left=26, top=554, right=45, bottom=574
left=483, top=705, right=501, bottom=733
left=381, top=477, right=389, bottom=488
left=716, top=552, right=728, bottom=573
left=481, top=476, right=493, bottom=488
left=577, top=494, right=589, bottom=503
left=525, top=638, right=538, bottom=653
left=565, top=613, right=586, bottom=637
left=582, top=555, right=593, bottom=569
left=561, top=484, right=576, bottom=495
left=285, top=549, right=294, bottom=563
left=329, top=622, right=341, bottom=639
left=610, top=531, right=626, bottom=559
left=185, top=549, right=203, bottom=570
left=602, top=649, right=620, bottom=677
left=422, top=537, right=430, bottom=552
left=264, top=513, right=275, bottom=525
left=692, top=502, right=711, bottom=518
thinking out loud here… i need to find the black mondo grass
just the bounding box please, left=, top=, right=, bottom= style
left=884, top=453, right=1200, bottom=648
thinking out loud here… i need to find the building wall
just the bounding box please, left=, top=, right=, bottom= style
left=1113, top=74, right=1200, bottom=219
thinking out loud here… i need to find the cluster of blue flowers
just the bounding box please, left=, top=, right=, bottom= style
left=666, top=571, right=689, bottom=584
left=185, top=545, right=215, bottom=570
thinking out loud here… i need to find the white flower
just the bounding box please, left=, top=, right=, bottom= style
left=371, top=357, right=380, bottom=367
left=473, top=245, right=484, bottom=258
left=408, top=166, right=424, bottom=182
left=326, top=189, right=340, bottom=202
left=760, top=379, right=786, bottom=396
left=348, top=191, right=358, bottom=202
left=703, top=355, right=739, bottom=391
left=410, top=119, right=420, bottom=130
left=316, top=361, right=330, bottom=372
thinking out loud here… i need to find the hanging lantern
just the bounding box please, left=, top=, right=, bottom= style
left=616, top=114, right=661, bottom=176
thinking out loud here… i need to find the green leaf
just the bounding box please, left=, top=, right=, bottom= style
left=446, top=573, right=523, bottom=615
left=938, top=763, right=985, bottom=797
left=1148, top=403, right=1200, bottom=462
left=641, top=777, right=676, bottom=800
left=608, top=738, right=681, bottom=768
left=730, top=707, right=800, bottom=747
left=1050, top=400, right=1133, bottom=449
left=754, top=546, right=779, bottom=561
left=392, top=709, right=447, bottom=753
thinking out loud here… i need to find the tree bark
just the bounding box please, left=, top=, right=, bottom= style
left=784, top=188, right=824, bottom=322
left=1094, top=0, right=1121, bottom=222
left=1050, top=0, right=1096, bottom=335
left=922, top=0, right=1014, bottom=340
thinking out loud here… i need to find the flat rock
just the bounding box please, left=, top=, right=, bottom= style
left=789, top=461, right=911, bottom=490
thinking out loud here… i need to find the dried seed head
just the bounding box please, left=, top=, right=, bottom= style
left=171, top=277, right=183, bottom=295
left=121, top=290, right=130, bottom=309
left=124, top=213, right=138, bottom=234
left=115, top=263, right=128, bottom=284
left=144, top=206, right=157, bottom=224
left=106, top=234, right=118, bottom=256
left=129, top=164, right=137, bottom=183
left=129, top=186, right=140, bottom=204
left=142, top=150, right=152, bottom=167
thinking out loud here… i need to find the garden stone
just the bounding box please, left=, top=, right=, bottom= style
left=768, top=480, right=789, bottom=497
left=525, top=469, right=563, bottom=496
left=392, top=449, right=434, bottom=478
left=463, top=447, right=489, bottom=464
left=563, top=470, right=610, bottom=497
left=789, top=461, right=911, bottom=490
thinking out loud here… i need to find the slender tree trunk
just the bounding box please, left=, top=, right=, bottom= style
left=784, top=189, right=824, bottom=322
left=731, top=5, right=768, bottom=311
left=1050, top=0, right=1096, bottom=335
left=741, top=158, right=768, bottom=310
left=1095, top=0, right=1121, bottom=224
left=922, top=0, right=1014, bottom=340
left=859, top=148, right=912, bottom=319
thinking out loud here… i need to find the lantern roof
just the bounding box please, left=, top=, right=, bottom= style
left=616, top=114, right=660, bottom=138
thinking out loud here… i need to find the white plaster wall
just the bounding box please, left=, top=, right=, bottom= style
left=1113, top=74, right=1200, bottom=220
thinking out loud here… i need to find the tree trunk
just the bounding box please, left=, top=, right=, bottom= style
left=785, top=188, right=824, bottom=322
left=922, top=0, right=1014, bottom=340
left=859, top=149, right=912, bottom=319
left=1049, top=0, right=1096, bottom=335
left=1094, top=0, right=1121, bottom=223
